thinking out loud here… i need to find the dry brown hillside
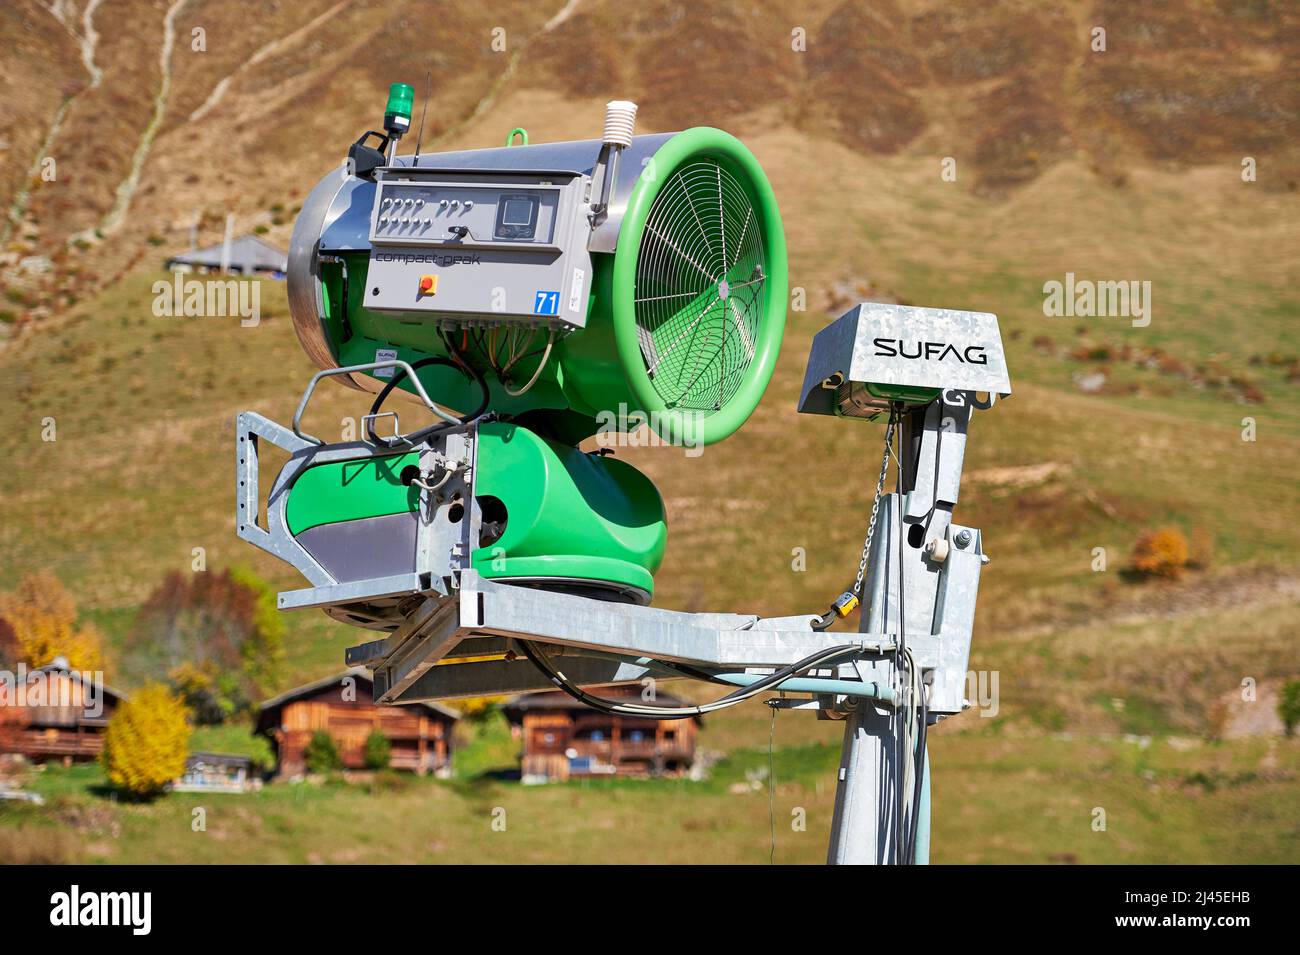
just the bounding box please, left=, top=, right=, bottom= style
left=0, top=0, right=1294, bottom=323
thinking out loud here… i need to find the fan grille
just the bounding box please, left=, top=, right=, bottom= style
left=633, top=159, right=767, bottom=413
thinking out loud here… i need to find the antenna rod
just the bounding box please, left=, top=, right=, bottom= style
left=413, top=70, right=432, bottom=166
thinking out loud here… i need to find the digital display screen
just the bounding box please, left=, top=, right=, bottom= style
left=502, top=198, right=535, bottom=226
left=495, top=192, right=540, bottom=240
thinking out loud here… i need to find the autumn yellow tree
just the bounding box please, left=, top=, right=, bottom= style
left=0, top=571, right=106, bottom=671
left=101, top=684, right=191, bottom=798
left=1129, top=528, right=1190, bottom=580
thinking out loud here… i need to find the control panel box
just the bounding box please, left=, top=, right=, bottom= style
left=365, top=170, right=594, bottom=329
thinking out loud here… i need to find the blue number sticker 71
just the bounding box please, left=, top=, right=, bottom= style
left=534, top=290, right=560, bottom=315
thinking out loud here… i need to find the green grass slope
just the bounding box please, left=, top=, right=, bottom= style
left=2, top=733, right=1295, bottom=864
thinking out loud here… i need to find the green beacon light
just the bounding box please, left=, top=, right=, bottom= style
left=383, top=82, right=414, bottom=140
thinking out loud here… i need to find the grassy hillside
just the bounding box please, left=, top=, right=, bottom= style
left=4, top=140, right=1297, bottom=623
left=2, top=733, right=1296, bottom=864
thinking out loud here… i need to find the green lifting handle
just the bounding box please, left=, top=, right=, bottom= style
left=505, top=127, right=529, bottom=147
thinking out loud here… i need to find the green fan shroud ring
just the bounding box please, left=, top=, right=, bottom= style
left=609, top=127, right=787, bottom=446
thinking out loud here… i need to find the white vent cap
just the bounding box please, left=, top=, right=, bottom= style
left=602, top=101, right=638, bottom=148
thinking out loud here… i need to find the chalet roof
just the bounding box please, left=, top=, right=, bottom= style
left=186, top=751, right=251, bottom=769
left=502, top=687, right=701, bottom=723
left=20, top=657, right=129, bottom=703
left=256, top=667, right=461, bottom=722
left=164, top=235, right=287, bottom=273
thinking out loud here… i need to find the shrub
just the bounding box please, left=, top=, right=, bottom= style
left=1129, top=528, right=1189, bottom=580
left=362, top=729, right=392, bottom=770
left=101, top=684, right=191, bottom=798
left=304, top=730, right=342, bottom=774
left=228, top=566, right=287, bottom=698
left=1079, top=343, right=1115, bottom=362
left=168, top=661, right=246, bottom=725
left=1279, top=680, right=1300, bottom=737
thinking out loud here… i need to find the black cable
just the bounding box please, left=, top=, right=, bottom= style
left=436, top=327, right=465, bottom=368
left=337, top=260, right=354, bottom=343
left=365, top=351, right=489, bottom=447
left=471, top=328, right=492, bottom=372
left=901, top=399, right=943, bottom=864
left=931, top=396, right=944, bottom=531
left=906, top=685, right=929, bottom=864
left=651, top=658, right=735, bottom=687
left=506, top=342, right=552, bottom=366
left=519, top=640, right=863, bottom=721
left=891, top=404, right=908, bottom=863
left=493, top=327, right=512, bottom=372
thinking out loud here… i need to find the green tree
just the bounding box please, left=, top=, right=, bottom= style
left=363, top=729, right=392, bottom=770
left=304, top=730, right=342, bottom=774
left=1279, top=680, right=1300, bottom=737
left=101, top=684, right=191, bottom=798
left=168, top=661, right=246, bottom=725
left=228, top=565, right=286, bottom=698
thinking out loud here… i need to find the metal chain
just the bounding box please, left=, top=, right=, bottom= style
left=852, top=410, right=898, bottom=601
left=810, top=406, right=899, bottom=631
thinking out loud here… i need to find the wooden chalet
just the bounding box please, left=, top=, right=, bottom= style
left=0, top=657, right=127, bottom=763
left=502, top=687, right=700, bottom=783
left=255, top=668, right=459, bottom=778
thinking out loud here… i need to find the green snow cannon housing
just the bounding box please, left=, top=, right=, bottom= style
left=284, top=100, right=787, bottom=606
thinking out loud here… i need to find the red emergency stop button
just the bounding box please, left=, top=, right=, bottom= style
left=418, top=274, right=437, bottom=296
